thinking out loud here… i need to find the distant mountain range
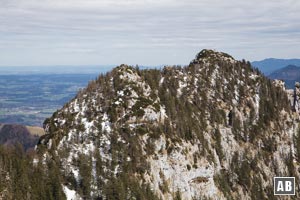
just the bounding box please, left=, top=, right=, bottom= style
left=0, top=123, right=44, bottom=150
left=268, top=65, right=300, bottom=88
left=268, top=65, right=300, bottom=80
left=252, top=58, right=300, bottom=75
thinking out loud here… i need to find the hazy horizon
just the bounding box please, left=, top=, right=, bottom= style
left=0, top=64, right=166, bottom=75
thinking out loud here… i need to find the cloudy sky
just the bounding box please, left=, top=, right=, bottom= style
left=0, top=0, right=299, bottom=66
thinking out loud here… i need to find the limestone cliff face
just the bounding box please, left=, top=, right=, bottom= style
left=39, top=50, right=300, bottom=200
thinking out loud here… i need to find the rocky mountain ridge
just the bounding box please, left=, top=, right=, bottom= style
left=37, top=49, right=300, bottom=200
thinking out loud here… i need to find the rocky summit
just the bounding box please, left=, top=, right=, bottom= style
left=29, top=49, right=300, bottom=199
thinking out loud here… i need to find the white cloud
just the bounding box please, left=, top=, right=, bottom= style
left=0, top=0, right=299, bottom=66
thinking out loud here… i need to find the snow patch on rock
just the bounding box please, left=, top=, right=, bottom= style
left=62, top=185, right=81, bottom=200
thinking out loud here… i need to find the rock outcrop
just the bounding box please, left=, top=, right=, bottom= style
left=38, top=50, right=300, bottom=200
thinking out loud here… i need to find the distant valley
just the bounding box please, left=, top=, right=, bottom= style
left=0, top=74, right=102, bottom=126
